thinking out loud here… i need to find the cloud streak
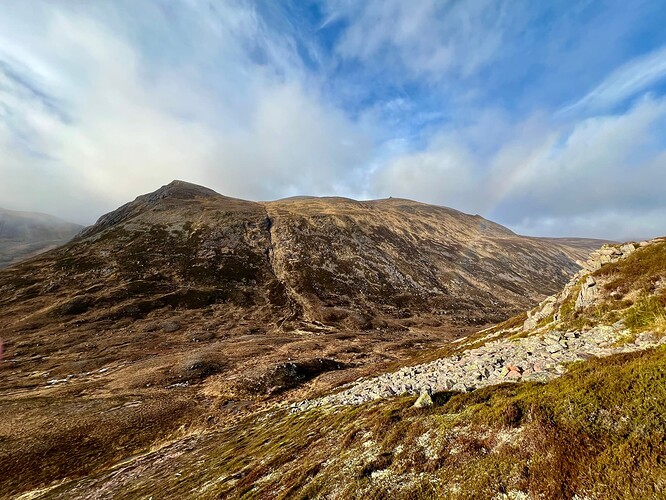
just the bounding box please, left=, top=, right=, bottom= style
left=561, top=45, right=666, bottom=115
left=326, top=0, right=511, bottom=82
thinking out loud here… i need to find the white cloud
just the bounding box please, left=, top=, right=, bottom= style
left=369, top=97, right=666, bottom=240
left=561, top=45, right=666, bottom=114
left=0, top=3, right=375, bottom=223
left=326, top=0, right=510, bottom=81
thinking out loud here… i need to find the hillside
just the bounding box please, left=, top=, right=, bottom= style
left=0, top=207, right=82, bottom=269
left=0, top=180, right=610, bottom=497
left=16, top=237, right=664, bottom=500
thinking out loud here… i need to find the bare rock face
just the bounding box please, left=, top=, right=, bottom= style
left=575, top=276, right=598, bottom=310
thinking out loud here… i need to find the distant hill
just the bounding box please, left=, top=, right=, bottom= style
left=0, top=208, right=82, bottom=269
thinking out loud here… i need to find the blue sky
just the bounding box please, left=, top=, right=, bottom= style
left=1, top=0, right=666, bottom=240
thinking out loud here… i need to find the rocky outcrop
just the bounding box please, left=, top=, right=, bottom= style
left=576, top=242, right=635, bottom=273
left=294, top=324, right=664, bottom=411
left=575, top=275, right=599, bottom=310
left=523, top=296, right=556, bottom=330
left=528, top=241, right=644, bottom=330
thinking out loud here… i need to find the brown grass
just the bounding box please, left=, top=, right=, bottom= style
left=28, top=346, right=666, bottom=499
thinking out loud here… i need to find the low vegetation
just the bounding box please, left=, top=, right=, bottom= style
left=39, top=345, right=666, bottom=499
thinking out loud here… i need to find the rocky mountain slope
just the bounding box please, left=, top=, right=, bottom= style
left=11, top=237, right=665, bottom=499
left=0, top=207, right=82, bottom=269
left=264, top=195, right=606, bottom=328
left=0, top=180, right=610, bottom=497
left=297, top=238, right=666, bottom=410
left=1, top=180, right=605, bottom=329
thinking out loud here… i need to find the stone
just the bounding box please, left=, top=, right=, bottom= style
left=575, top=276, right=598, bottom=310
left=585, top=259, right=602, bottom=271
left=452, top=382, right=469, bottom=393
left=620, top=243, right=635, bottom=255
left=413, top=390, right=434, bottom=408
left=523, top=296, right=557, bottom=331
left=162, top=321, right=181, bottom=333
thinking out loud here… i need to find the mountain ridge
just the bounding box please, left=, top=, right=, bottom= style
left=0, top=207, right=82, bottom=269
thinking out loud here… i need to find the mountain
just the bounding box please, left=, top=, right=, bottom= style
left=5, top=222, right=664, bottom=498
left=0, top=207, right=83, bottom=269
left=0, top=180, right=612, bottom=497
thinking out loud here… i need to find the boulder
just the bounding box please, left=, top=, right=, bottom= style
left=620, top=243, right=635, bottom=255
left=451, top=382, right=469, bottom=393
left=523, top=296, right=556, bottom=331
left=413, top=390, right=434, bottom=408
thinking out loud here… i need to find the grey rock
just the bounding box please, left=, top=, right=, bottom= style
left=162, top=321, right=181, bottom=333
left=575, top=276, right=598, bottom=310
left=413, top=390, right=434, bottom=408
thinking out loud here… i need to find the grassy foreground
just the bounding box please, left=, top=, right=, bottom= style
left=40, top=345, right=666, bottom=499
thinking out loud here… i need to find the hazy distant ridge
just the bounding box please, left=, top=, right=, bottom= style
left=0, top=207, right=82, bottom=268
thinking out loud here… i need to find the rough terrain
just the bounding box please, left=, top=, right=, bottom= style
left=297, top=239, right=666, bottom=409
left=0, top=180, right=612, bottom=498
left=8, top=236, right=665, bottom=500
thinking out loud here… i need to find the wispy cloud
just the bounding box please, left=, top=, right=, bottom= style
left=325, top=0, right=511, bottom=82
left=560, top=45, right=666, bottom=115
